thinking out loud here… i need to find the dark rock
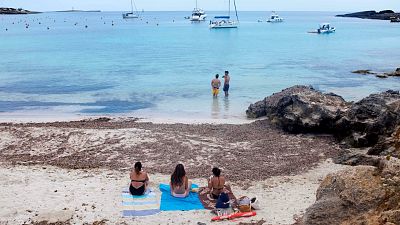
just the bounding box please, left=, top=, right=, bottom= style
left=246, top=85, right=349, bottom=133
left=337, top=10, right=400, bottom=21
left=0, top=7, right=40, bottom=14
left=247, top=87, right=400, bottom=154
left=335, top=90, right=400, bottom=148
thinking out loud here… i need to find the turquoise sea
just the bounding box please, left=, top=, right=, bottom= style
left=0, top=11, right=399, bottom=120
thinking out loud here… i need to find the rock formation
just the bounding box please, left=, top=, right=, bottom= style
left=299, top=158, right=400, bottom=225
left=337, top=10, right=400, bottom=21
left=246, top=85, right=350, bottom=133
left=352, top=68, right=400, bottom=79
left=0, top=7, right=40, bottom=14
left=247, top=86, right=400, bottom=153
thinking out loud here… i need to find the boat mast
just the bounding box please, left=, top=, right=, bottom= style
left=228, top=0, right=231, bottom=17
left=130, top=0, right=134, bottom=13
left=234, top=0, right=239, bottom=22
left=195, top=0, right=198, bottom=9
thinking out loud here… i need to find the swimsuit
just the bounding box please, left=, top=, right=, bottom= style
left=211, top=177, right=224, bottom=199
left=130, top=179, right=146, bottom=196
left=223, top=84, right=229, bottom=92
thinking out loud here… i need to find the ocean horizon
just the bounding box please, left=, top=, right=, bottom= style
left=0, top=11, right=399, bottom=121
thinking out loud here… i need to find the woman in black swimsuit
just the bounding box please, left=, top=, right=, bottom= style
left=208, top=167, right=225, bottom=199
left=129, top=162, right=149, bottom=196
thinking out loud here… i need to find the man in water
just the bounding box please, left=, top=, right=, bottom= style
left=211, top=74, right=221, bottom=97
left=222, top=71, right=230, bottom=97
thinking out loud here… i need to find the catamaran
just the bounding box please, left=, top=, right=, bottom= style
left=209, top=0, right=239, bottom=29
left=122, top=0, right=139, bottom=19
left=190, top=0, right=207, bottom=22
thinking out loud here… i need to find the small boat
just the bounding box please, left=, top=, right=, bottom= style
left=190, top=0, right=207, bottom=22
left=122, top=0, right=139, bottom=19
left=209, top=0, right=239, bottom=29
left=267, top=12, right=284, bottom=22
left=308, top=23, right=336, bottom=34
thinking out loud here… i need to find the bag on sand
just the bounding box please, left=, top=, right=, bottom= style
left=216, top=192, right=230, bottom=209
left=237, top=196, right=252, bottom=212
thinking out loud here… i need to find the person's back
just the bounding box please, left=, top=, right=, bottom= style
left=211, top=74, right=221, bottom=97
left=208, top=167, right=226, bottom=199
left=129, top=162, right=149, bottom=196
left=170, top=164, right=191, bottom=198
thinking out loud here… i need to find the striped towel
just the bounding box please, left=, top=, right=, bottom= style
left=122, top=189, right=161, bottom=217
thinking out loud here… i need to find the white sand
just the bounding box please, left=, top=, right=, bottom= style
left=0, top=160, right=347, bottom=225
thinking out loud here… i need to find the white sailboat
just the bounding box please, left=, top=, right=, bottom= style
left=209, top=0, right=239, bottom=29
left=122, top=0, right=139, bottom=19
left=190, top=0, right=207, bottom=22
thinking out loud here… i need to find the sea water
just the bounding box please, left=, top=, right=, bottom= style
left=0, top=11, right=399, bottom=120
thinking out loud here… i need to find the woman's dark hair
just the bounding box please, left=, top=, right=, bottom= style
left=134, top=162, right=142, bottom=174
left=212, top=167, right=221, bottom=177
left=171, top=164, right=186, bottom=186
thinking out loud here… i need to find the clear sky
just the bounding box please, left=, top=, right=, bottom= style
left=2, top=0, right=399, bottom=12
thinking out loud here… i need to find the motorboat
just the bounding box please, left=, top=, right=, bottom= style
left=209, top=0, right=239, bottom=29
left=190, top=0, right=207, bottom=22
left=122, top=0, right=139, bottom=19
left=267, top=12, right=284, bottom=22
left=190, top=8, right=207, bottom=21
left=308, top=23, right=336, bottom=34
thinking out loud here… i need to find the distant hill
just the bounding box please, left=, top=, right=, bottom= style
left=337, top=10, right=400, bottom=21
left=0, top=7, right=41, bottom=14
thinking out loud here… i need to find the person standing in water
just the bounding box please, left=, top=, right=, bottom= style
left=222, top=71, right=230, bottom=97
left=211, top=74, right=221, bottom=97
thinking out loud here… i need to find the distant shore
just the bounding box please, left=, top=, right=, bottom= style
left=0, top=7, right=41, bottom=14
left=337, top=10, right=400, bottom=21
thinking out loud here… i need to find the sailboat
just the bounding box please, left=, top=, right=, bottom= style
left=209, top=0, right=239, bottom=29
left=190, top=0, right=207, bottom=22
left=122, top=0, right=139, bottom=19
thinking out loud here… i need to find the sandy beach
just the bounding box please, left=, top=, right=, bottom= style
left=0, top=118, right=348, bottom=224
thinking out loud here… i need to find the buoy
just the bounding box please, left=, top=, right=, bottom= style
left=47, top=27, right=50, bottom=30
left=85, top=25, right=88, bottom=28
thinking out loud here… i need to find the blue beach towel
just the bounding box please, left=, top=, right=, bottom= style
left=122, top=189, right=161, bottom=217
left=159, top=184, right=205, bottom=211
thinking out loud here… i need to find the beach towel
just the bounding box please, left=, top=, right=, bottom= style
left=198, top=185, right=237, bottom=210
left=159, top=184, right=205, bottom=211
left=122, top=189, right=161, bottom=217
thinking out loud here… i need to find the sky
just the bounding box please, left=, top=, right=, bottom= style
left=2, top=0, right=399, bottom=12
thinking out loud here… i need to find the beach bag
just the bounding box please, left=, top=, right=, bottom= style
left=215, top=192, right=230, bottom=209
left=237, top=196, right=252, bottom=212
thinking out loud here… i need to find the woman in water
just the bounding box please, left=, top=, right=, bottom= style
left=170, top=164, right=191, bottom=198
left=129, top=162, right=149, bottom=196
left=208, top=167, right=226, bottom=199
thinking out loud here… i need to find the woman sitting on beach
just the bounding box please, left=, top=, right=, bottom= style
left=208, top=167, right=225, bottom=199
left=129, top=162, right=149, bottom=196
left=170, top=164, right=191, bottom=198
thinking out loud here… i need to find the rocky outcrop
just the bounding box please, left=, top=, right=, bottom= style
left=337, top=10, right=400, bottom=21
left=247, top=87, right=400, bottom=152
left=336, top=90, right=400, bottom=148
left=299, top=158, right=400, bottom=225
left=352, top=68, right=400, bottom=79
left=0, top=7, right=40, bottom=14
left=246, top=85, right=350, bottom=133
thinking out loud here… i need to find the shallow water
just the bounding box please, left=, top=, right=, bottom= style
left=0, top=11, right=399, bottom=120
